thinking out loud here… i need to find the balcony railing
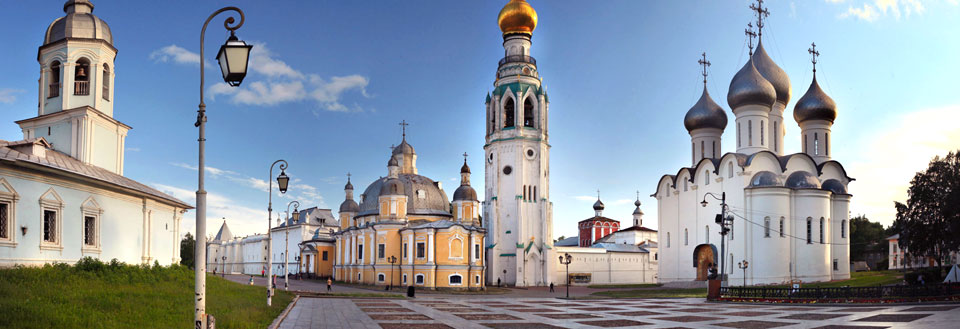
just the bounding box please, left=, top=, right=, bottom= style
left=48, top=83, right=60, bottom=98
left=499, top=55, right=536, bottom=66
left=74, top=81, right=89, bottom=96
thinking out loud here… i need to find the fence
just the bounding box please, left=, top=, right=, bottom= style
left=720, top=283, right=960, bottom=300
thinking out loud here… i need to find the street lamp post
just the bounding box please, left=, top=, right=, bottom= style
left=701, top=192, right=730, bottom=285
left=738, top=260, right=749, bottom=287
left=559, top=253, right=572, bottom=299
left=266, top=160, right=290, bottom=306
left=195, top=7, right=252, bottom=328
left=387, top=255, right=398, bottom=290
left=284, top=201, right=301, bottom=291
left=221, top=256, right=226, bottom=278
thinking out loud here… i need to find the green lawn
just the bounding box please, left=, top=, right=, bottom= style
left=0, top=258, right=294, bottom=329
left=767, top=270, right=904, bottom=289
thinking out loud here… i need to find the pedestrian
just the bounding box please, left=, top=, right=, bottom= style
left=549, top=282, right=555, bottom=292
left=327, top=278, right=332, bottom=292
left=261, top=267, right=265, bottom=277
left=918, top=274, right=925, bottom=286
left=497, top=277, right=501, bottom=287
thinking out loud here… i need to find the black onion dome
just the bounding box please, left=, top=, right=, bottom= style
left=339, top=199, right=359, bottom=213
left=453, top=185, right=478, bottom=202
left=461, top=161, right=470, bottom=174
left=344, top=179, right=354, bottom=190
left=387, top=155, right=399, bottom=167
left=821, top=179, right=847, bottom=194
left=793, top=75, right=837, bottom=123
left=786, top=171, right=821, bottom=189
left=752, top=41, right=792, bottom=106
left=593, top=199, right=605, bottom=211
left=684, top=87, right=728, bottom=131
left=750, top=171, right=783, bottom=187
left=727, top=58, right=777, bottom=109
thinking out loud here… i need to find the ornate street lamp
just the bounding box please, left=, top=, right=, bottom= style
left=266, top=159, right=289, bottom=306
left=387, top=255, right=398, bottom=290
left=284, top=201, right=300, bottom=291
left=221, top=256, right=226, bottom=278
left=559, top=253, right=573, bottom=299
left=702, top=192, right=730, bottom=285
left=738, top=260, right=749, bottom=287
left=194, top=7, right=251, bottom=327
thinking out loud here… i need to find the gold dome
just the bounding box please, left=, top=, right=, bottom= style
left=498, top=0, right=538, bottom=36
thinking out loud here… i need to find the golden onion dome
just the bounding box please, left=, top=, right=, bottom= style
left=498, top=0, right=538, bottom=36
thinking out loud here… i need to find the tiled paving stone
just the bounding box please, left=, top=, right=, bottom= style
left=854, top=313, right=932, bottom=322
left=723, top=305, right=776, bottom=309
left=355, top=302, right=398, bottom=306
left=575, top=319, right=651, bottom=327
left=609, top=311, right=664, bottom=316
left=454, top=313, right=522, bottom=321
left=571, top=306, right=625, bottom=311
left=810, top=326, right=891, bottom=329
left=367, top=314, right=433, bottom=321
left=507, top=308, right=565, bottom=313
left=828, top=307, right=887, bottom=313
left=774, top=307, right=824, bottom=311
left=673, top=307, right=726, bottom=313
left=900, top=305, right=960, bottom=312
left=713, top=320, right=797, bottom=329
left=481, top=323, right=570, bottom=329
left=779, top=313, right=851, bottom=320
left=721, top=311, right=780, bottom=317
left=537, top=313, right=603, bottom=320
left=651, top=315, right=722, bottom=323
left=360, top=307, right=415, bottom=313
left=434, top=307, right=490, bottom=313
left=633, top=305, right=678, bottom=309
left=378, top=323, right=454, bottom=329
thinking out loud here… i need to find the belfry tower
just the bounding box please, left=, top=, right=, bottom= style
left=484, top=0, right=554, bottom=287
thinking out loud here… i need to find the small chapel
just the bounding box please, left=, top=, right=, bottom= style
left=655, top=3, right=853, bottom=285
left=0, top=0, right=191, bottom=267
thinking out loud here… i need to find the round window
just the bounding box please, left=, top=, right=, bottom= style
left=503, top=166, right=513, bottom=175
left=526, top=149, right=535, bottom=157
left=488, top=153, right=494, bottom=163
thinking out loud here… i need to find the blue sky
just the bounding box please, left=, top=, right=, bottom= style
left=2, top=0, right=959, bottom=239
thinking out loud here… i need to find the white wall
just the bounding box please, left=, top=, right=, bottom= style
left=553, top=247, right=656, bottom=285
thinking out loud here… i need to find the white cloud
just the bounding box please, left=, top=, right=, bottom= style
left=153, top=183, right=268, bottom=238
left=836, top=0, right=928, bottom=21
left=169, top=162, right=237, bottom=177
left=126, top=147, right=141, bottom=152
left=0, top=88, right=24, bottom=104
left=149, top=45, right=210, bottom=67
left=847, top=105, right=960, bottom=227
left=574, top=196, right=597, bottom=202
left=249, top=43, right=304, bottom=79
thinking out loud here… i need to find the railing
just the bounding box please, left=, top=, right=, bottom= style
left=720, top=283, right=960, bottom=300
left=74, top=81, right=89, bottom=95
left=102, top=86, right=109, bottom=101
left=48, top=83, right=60, bottom=98
left=499, top=55, right=536, bottom=66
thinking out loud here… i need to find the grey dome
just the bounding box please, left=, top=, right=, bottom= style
left=461, top=161, right=471, bottom=174
left=633, top=206, right=643, bottom=215
left=593, top=199, right=605, bottom=211
left=727, top=58, right=777, bottom=109
left=344, top=178, right=354, bottom=190
left=684, top=87, right=728, bottom=131
left=750, top=171, right=783, bottom=187
left=793, top=75, right=837, bottom=123
left=634, top=199, right=641, bottom=207
left=45, top=1, right=113, bottom=46
left=821, top=179, right=847, bottom=194
left=381, top=178, right=405, bottom=196
left=453, top=185, right=478, bottom=202
left=786, top=171, right=821, bottom=189
left=358, top=174, right=451, bottom=217
left=393, top=139, right=415, bottom=156
left=339, top=199, right=359, bottom=213
left=752, top=41, right=791, bottom=106
left=387, top=155, right=399, bottom=167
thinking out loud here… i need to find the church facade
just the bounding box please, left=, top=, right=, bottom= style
left=0, top=0, right=191, bottom=267
left=655, top=8, right=852, bottom=285
left=483, top=0, right=555, bottom=287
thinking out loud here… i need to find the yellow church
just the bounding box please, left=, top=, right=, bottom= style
left=333, top=128, right=485, bottom=290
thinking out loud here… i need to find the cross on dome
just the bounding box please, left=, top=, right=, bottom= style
left=745, top=23, right=757, bottom=55
left=462, top=152, right=469, bottom=162
left=698, top=52, right=711, bottom=86
left=399, top=120, right=409, bottom=139
left=749, top=0, right=770, bottom=38
left=808, top=42, right=820, bottom=73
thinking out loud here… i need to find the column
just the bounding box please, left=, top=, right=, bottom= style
left=427, top=232, right=435, bottom=264
left=407, top=235, right=414, bottom=265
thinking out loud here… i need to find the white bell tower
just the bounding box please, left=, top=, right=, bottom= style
left=484, top=0, right=553, bottom=287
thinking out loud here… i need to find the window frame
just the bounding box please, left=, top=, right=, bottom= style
left=80, top=196, right=102, bottom=252
left=39, top=188, right=64, bottom=250
left=449, top=274, right=463, bottom=286
left=0, top=179, right=18, bottom=246
left=415, top=273, right=425, bottom=285
left=763, top=216, right=771, bottom=238
left=416, top=242, right=426, bottom=259
left=378, top=243, right=385, bottom=259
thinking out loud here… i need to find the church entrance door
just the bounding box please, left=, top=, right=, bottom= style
left=693, top=244, right=716, bottom=281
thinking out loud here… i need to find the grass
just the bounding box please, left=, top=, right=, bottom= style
left=591, top=287, right=708, bottom=298
left=767, top=270, right=904, bottom=289
left=0, top=258, right=294, bottom=329
left=587, top=283, right=663, bottom=289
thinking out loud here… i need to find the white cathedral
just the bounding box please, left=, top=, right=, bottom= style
left=655, top=11, right=852, bottom=285
left=0, top=0, right=190, bottom=267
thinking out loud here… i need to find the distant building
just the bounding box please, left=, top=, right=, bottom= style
left=577, top=199, right=620, bottom=247
left=887, top=234, right=959, bottom=270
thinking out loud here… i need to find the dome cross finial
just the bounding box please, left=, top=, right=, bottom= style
left=698, top=52, right=711, bottom=87
left=749, top=0, right=770, bottom=39
left=399, top=120, right=409, bottom=140
left=463, top=152, right=469, bottom=163
left=745, top=23, right=757, bottom=56
left=808, top=42, right=820, bottom=74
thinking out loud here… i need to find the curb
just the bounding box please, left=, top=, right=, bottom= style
left=268, top=295, right=300, bottom=329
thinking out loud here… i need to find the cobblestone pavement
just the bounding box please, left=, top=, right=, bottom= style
left=277, top=296, right=960, bottom=328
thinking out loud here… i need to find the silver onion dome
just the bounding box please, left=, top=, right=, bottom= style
left=727, top=58, right=777, bottom=110
left=453, top=185, right=478, bottom=202
left=339, top=199, right=359, bottom=213
left=45, top=0, right=113, bottom=46
left=387, top=155, right=399, bottom=167
left=593, top=199, right=605, bottom=211
left=785, top=171, right=821, bottom=189
left=393, top=139, right=415, bottom=156
left=684, top=87, right=728, bottom=131
left=752, top=41, right=791, bottom=106
left=793, top=75, right=837, bottom=123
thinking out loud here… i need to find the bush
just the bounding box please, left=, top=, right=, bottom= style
left=905, top=267, right=944, bottom=285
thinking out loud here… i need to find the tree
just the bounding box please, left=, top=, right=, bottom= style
left=849, top=215, right=886, bottom=262
left=555, top=235, right=566, bottom=243
left=180, top=232, right=196, bottom=269
left=894, top=150, right=960, bottom=270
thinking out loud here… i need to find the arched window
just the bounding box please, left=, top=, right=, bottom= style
left=684, top=179, right=688, bottom=191
left=764, top=216, right=771, bottom=237
left=704, top=170, right=710, bottom=185
left=667, top=232, right=671, bottom=247
left=779, top=217, right=785, bottom=237
left=705, top=225, right=709, bottom=244
left=820, top=217, right=825, bottom=244
left=684, top=229, right=688, bottom=246
left=841, top=219, right=846, bottom=238
left=415, top=274, right=425, bottom=285
left=773, top=121, right=779, bottom=152
left=700, top=141, right=705, bottom=159
left=728, top=163, right=734, bottom=178
left=825, top=133, right=829, bottom=155
left=102, top=64, right=110, bottom=100
left=503, top=98, right=515, bottom=128
left=49, top=61, right=61, bottom=98
left=523, top=97, right=535, bottom=128
left=814, top=133, right=820, bottom=155
left=378, top=273, right=385, bottom=282
left=748, top=120, right=753, bottom=146
left=738, top=122, right=741, bottom=147
left=806, top=217, right=813, bottom=244
left=804, top=134, right=808, bottom=153
left=760, top=120, right=765, bottom=145
left=712, top=141, right=716, bottom=158
left=691, top=142, right=695, bottom=164
left=490, top=105, right=496, bottom=132
left=74, top=58, right=90, bottom=95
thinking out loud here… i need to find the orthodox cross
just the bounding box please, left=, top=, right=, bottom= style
left=749, top=0, right=770, bottom=38
left=462, top=152, right=469, bottom=162
left=698, top=52, right=711, bottom=86
left=388, top=144, right=395, bottom=151
left=347, top=172, right=351, bottom=181
left=808, top=42, right=820, bottom=73
left=399, top=120, right=409, bottom=139
left=745, top=22, right=757, bottom=55
left=597, top=189, right=601, bottom=200
left=636, top=190, right=640, bottom=201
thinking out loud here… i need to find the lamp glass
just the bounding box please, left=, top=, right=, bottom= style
left=216, top=35, right=253, bottom=86
left=291, top=208, right=300, bottom=221
left=277, top=170, right=290, bottom=194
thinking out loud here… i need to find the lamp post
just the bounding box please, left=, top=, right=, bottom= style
left=195, top=7, right=252, bottom=327
left=221, top=256, right=226, bottom=278
left=387, top=255, right=397, bottom=290
left=701, top=192, right=730, bottom=285
left=738, top=260, right=749, bottom=287
left=559, top=253, right=572, bottom=299
left=284, top=200, right=300, bottom=291
left=266, top=160, right=290, bottom=306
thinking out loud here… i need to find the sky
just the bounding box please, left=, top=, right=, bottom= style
left=1, top=0, right=959, bottom=240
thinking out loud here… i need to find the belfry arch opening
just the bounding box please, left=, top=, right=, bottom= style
left=74, top=58, right=91, bottom=95
left=523, top=97, right=535, bottom=128
left=504, top=98, right=515, bottom=128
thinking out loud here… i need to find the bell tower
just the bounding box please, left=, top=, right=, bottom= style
left=484, top=0, right=553, bottom=287
left=16, top=0, right=129, bottom=175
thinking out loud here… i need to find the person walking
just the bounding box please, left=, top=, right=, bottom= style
left=549, top=282, right=555, bottom=293
left=327, top=278, right=332, bottom=292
